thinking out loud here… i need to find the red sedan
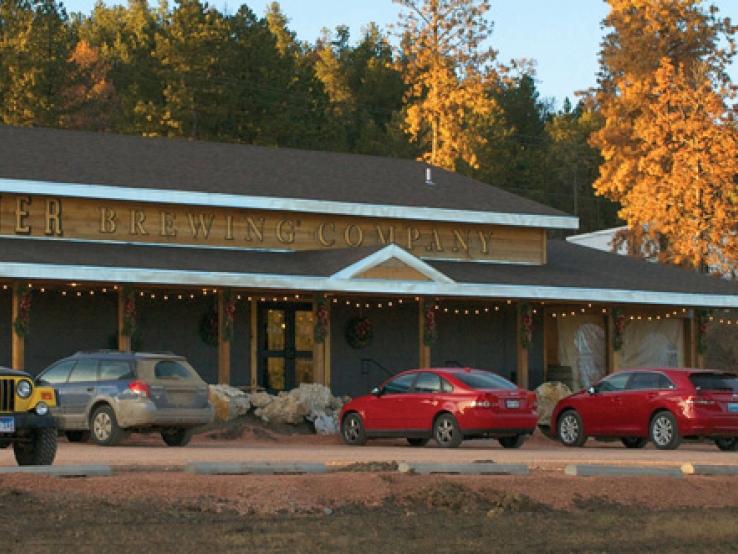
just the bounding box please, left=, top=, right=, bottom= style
left=552, top=368, right=738, bottom=451
left=339, top=368, right=538, bottom=449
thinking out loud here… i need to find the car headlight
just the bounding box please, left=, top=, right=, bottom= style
left=35, top=402, right=49, bottom=416
left=16, top=380, right=32, bottom=399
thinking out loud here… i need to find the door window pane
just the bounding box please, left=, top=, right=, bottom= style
left=384, top=373, right=416, bottom=394
left=99, top=361, right=133, bottom=381
left=295, top=310, right=315, bottom=351
left=267, top=310, right=286, bottom=350
left=597, top=372, right=630, bottom=392
left=38, top=360, right=76, bottom=384
left=628, top=372, right=672, bottom=390
left=295, top=359, right=314, bottom=385
left=414, top=372, right=441, bottom=393
left=267, top=358, right=285, bottom=390
left=68, top=359, right=98, bottom=383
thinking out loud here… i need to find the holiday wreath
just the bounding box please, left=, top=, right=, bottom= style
left=345, top=316, right=373, bottom=349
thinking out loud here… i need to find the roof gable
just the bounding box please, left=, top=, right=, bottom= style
left=330, top=245, right=455, bottom=284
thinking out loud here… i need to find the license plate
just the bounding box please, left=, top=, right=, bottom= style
left=505, top=399, right=520, bottom=409
left=728, top=403, right=738, bottom=413
left=0, top=416, right=15, bottom=434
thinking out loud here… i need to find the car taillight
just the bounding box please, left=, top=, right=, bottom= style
left=471, top=396, right=496, bottom=408
left=128, top=380, right=150, bottom=398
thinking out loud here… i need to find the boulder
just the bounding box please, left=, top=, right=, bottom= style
left=208, top=384, right=251, bottom=422
left=255, top=392, right=309, bottom=424
left=253, top=384, right=347, bottom=430
left=249, top=391, right=274, bottom=409
left=535, top=381, right=572, bottom=426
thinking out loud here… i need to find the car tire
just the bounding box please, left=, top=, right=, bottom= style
left=715, top=438, right=738, bottom=451
left=341, top=413, right=367, bottom=446
left=161, top=428, right=192, bottom=447
left=13, top=428, right=57, bottom=466
left=90, top=405, right=125, bottom=447
left=621, top=437, right=647, bottom=449
left=433, top=413, right=463, bottom=448
left=65, top=431, right=90, bottom=443
left=557, top=410, right=587, bottom=447
left=407, top=438, right=429, bottom=447
left=649, top=411, right=681, bottom=450
left=498, top=435, right=526, bottom=449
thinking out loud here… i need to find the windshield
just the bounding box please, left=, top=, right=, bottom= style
left=454, top=371, right=517, bottom=390
left=690, top=373, right=738, bottom=392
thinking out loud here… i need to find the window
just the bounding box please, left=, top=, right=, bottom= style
left=67, top=359, right=99, bottom=383
left=413, top=373, right=441, bottom=393
left=629, top=372, right=673, bottom=390
left=455, top=371, right=517, bottom=390
left=597, top=372, right=630, bottom=392
left=154, top=360, right=196, bottom=380
left=99, top=361, right=132, bottom=381
left=690, top=373, right=738, bottom=392
left=38, top=360, right=76, bottom=384
left=383, top=373, right=416, bottom=394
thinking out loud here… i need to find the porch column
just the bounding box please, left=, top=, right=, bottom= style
left=250, top=298, right=258, bottom=389
left=606, top=311, right=621, bottom=373
left=117, top=288, right=131, bottom=352
left=11, top=284, right=24, bottom=370
left=515, top=305, right=529, bottom=389
left=312, top=296, right=331, bottom=387
left=217, top=290, right=231, bottom=385
left=684, top=315, right=697, bottom=368
left=418, top=299, right=431, bottom=368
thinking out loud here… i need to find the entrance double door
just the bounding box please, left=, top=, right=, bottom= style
left=258, top=303, right=315, bottom=392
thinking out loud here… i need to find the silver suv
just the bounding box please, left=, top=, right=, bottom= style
left=36, top=351, right=214, bottom=447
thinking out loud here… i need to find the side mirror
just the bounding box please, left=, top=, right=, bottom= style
left=587, top=386, right=596, bottom=395
left=371, top=386, right=382, bottom=396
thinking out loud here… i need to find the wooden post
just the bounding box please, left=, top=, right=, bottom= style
left=217, top=290, right=231, bottom=385
left=684, top=316, right=697, bottom=368
left=606, top=312, right=622, bottom=373
left=11, top=284, right=24, bottom=370
left=418, top=299, right=431, bottom=368
left=312, top=297, right=332, bottom=387
left=516, top=305, right=529, bottom=389
left=117, top=288, right=132, bottom=352
left=250, top=298, right=258, bottom=389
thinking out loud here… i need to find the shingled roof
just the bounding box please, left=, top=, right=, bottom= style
left=0, top=126, right=573, bottom=223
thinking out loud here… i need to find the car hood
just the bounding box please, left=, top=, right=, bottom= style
left=0, top=367, right=31, bottom=379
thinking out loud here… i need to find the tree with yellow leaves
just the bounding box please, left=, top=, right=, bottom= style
left=591, top=0, right=738, bottom=273
left=394, top=0, right=497, bottom=170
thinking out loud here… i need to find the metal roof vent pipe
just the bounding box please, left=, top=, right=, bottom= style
left=425, top=167, right=435, bottom=186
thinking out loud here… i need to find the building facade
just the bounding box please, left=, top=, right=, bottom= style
left=1, top=127, right=737, bottom=396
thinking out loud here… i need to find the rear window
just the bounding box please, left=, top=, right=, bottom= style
left=154, top=360, right=196, bottom=380
left=67, top=359, right=98, bottom=383
left=99, top=361, right=133, bottom=381
left=690, top=373, right=738, bottom=392
left=454, top=371, right=517, bottom=390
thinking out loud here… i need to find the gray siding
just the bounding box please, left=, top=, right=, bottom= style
left=137, top=296, right=218, bottom=384
left=25, top=291, right=117, bottom=375
left=528, top=312, right=545, bottom=389
left=230, top=302, right=251, bottom=387
left=0, top=292, right=11, bottom=367
left=331, top=302, right=419, bottom=397
left=431, top=305, right=517, bottom=380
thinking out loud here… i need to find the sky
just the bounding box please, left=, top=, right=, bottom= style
left=60, top=0, right=738, bottom=106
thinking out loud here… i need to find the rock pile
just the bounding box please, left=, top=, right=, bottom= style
left=254, top=383, right=346, bottom=434
left=208, top=384, right=252, bottom=422
left=534, top=381, right=572, bottom=426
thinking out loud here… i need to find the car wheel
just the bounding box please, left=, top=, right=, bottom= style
left=407, top=438, right=429, bottom=447
left=65, top=431, right=90, bottom=443
left=650, top=411, right=681, bottom=450
left=715, top=438, right=738, bottom=451
left=498, top=435, right=526, bottom=449
left=90, top=405, right=125, bottom=447
left=341, top=413, right=367, bottom=446
left=558, top=410, right=587, bottom=447
left=13, top=428, right=57, bottom=466
left=621, top=437, right=647, bottom=449
left=161, top=428, right=192, bottom=447
left=433, top=414, right=463, bottom=448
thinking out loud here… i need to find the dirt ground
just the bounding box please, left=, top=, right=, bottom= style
left=3, top=472, right=738, bottom=553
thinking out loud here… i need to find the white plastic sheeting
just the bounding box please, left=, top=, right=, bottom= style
left=558, top=316, right=606, bottom=390
left=621, top=320, right=684, bottom=368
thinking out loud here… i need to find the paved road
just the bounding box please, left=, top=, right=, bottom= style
left=3, top=433, right=738, bottom=469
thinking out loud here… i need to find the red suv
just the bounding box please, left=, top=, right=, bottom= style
left=552, top=368, right=738, bottom=450
left=339, top=368, right=538, bottom=449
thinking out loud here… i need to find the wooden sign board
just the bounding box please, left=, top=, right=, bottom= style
left=0, top=194, right=546, bottom=264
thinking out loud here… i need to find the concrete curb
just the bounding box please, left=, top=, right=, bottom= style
left=682, top=463, right=738, bottom=476
left=398, top=462, right=529, bottom=475
left=564, top=464, right=683, bottom=478
left=185, top=462, right=328, bottom=475
left=0, top=464, right=112, bottom=477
